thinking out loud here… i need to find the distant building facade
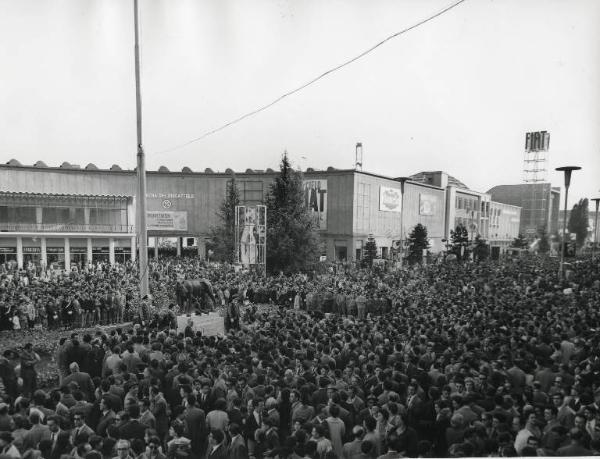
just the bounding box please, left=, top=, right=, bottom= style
left=487, top=183, right=560, bottom=237
left=1, top=161, right=523, bottom=269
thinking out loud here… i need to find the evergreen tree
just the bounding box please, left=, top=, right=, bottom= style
left=265, top=152, right=319, bottom=273
left=362, top=234, right=378, bottom=268
left=473, top=235, right=489, bottom=261
left=407, top=224, right=430, bottom=265
left=207, top=174, right=240, bottom=263
left=568, top=198, right=589, bottom=251
left=537, top=226, right=550, bottom=254
left=449, top=224, right=469, bottom=261
left=511, top=233, right=529, bottom=249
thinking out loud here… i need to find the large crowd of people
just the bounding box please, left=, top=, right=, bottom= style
left=0, top=254, right=599, bottom=458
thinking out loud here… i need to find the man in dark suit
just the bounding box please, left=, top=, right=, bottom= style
left=206, top=429, right=227, bottom=459
left=228, top=423, right=248, bottom=459
left=118, top=405, right=146, bottom=441
left=23, top=412, right=50, bottom=450
left=96, top=397, right=116, bottom=437
left=198, top=382, right=214, bottom=413
left=61, top=362, right=95, bottom=401
left=184, top=394, right=206, bottom=457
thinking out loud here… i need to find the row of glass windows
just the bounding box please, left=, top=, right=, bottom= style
left=455, top=196, right=491, bottom=217
left=0, top=206, right=128, bottom=226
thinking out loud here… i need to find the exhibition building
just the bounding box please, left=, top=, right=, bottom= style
left=0, top=160, right=529, bottom=269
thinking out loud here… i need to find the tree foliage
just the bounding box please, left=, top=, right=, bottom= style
left=449, top=224, right=469, bottom=261
left=362, top=235, right=378, bottom=268
left=568, top=198, right=589, bottom=250
left=207, top=174, right=240, bottom=263
left=511, top=233, right=529, bottom=249
left=407, top=224, right=430, bottom=265
left=265, top=152, right=319, bottom=274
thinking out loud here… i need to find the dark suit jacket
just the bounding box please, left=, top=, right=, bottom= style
left=312, top=388, right=328, bottom=407
left=23, top=424, right=51, bottom=450
left=228, top=435, right=248, bottom=459
left=96, top=410, right=116, bottom=437
left=185, top=406, right=206, bottom=455
left=61, top=371, right=95, bottom=401
left=198, top=394, right=214, bottom=413
left=206, top=444, right=228, bottom=459
left=118, top=420, right=146, bottom=441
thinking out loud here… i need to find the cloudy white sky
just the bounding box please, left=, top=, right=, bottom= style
left=1, top=0, right=599, bottom=206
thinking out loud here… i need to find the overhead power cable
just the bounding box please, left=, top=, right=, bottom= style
left=151, top=0, right=467, bottom=157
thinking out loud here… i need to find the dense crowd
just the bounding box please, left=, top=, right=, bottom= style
left=0, top=255, right=599, bottom=458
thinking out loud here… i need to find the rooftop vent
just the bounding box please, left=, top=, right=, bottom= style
left=33, top=161, right=48, bottom=168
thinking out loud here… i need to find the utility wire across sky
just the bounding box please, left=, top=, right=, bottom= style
left=151, top=0, right=467, bottom=157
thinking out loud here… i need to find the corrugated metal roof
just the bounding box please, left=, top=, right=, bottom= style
left=0, top=191, right=130, bottom=199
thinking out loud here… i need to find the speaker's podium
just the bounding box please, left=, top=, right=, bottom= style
left=176, top=312, right=225, bottom=336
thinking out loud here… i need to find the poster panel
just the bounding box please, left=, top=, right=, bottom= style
left=176, top=312, right=224, bottom=336
left=147, top=211, right=188, bottom=231
left=379, top=186, right=401, bottom=212
left=419, top=194, right=437, bottom=216
left=303, top=180, right=327, bottom=229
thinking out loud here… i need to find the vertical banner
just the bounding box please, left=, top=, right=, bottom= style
left=235, top=205, right=267, bottom=272
left=303, top=180, right=328, bottom=230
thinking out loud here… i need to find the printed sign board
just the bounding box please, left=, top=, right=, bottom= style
left=147, top=211, right=188, bottom=231
left=176, top=312, right=225, bottom=336
left=303, top=180, right=327, bottom=229
left=419, top=194, right=437, bottom=216
left=379, top=186, right=401, bottom=212
left=525, top=131, right=550, bottom=152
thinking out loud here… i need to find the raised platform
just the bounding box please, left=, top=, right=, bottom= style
left=176, top=312, right=224, bottom=336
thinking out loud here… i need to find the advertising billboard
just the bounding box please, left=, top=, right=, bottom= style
left=419, top=194, right=438, bottom=216
left=379, top=186, right=402, bottom=212
left=303, top=180, right=327, bottom=229
left=525, top=131, right=550, bottom=152
left=147, top=211, right=188, bottom=231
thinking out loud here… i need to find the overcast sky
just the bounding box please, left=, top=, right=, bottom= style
left=1, top=0, right=599, bottom=206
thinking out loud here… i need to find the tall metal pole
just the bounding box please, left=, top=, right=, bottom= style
left=397, top=177, right=410, bottom=265
left=134, top=0, right=149, bottom=297
left=555, top=166, right=581, bottom=280
left=592, top=198, right=600, bottom=259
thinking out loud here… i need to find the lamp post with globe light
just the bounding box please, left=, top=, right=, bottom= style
left=555, top=166, right=581, bottom=280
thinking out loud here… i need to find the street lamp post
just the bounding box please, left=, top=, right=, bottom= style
left=591, top=197, right=600, bottom=259
left=555, top=166, right=581, bottom=280
left=397, top=177, right=410, bottom=265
